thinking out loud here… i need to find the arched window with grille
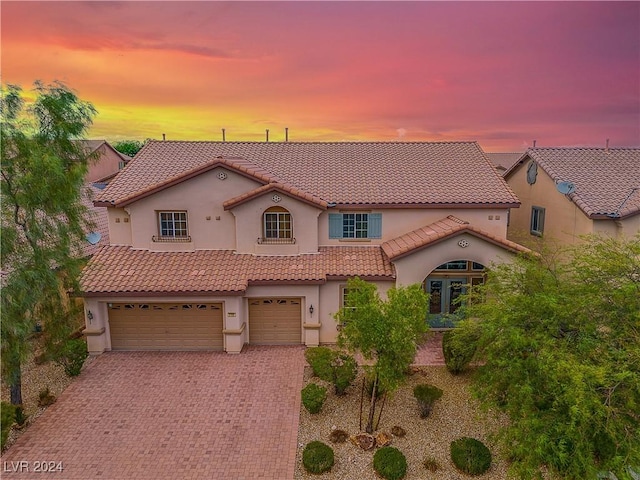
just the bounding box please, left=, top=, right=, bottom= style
left=262, top=206, right=294, bottom=243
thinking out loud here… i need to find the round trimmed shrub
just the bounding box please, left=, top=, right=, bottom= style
left=450, top=437, right=492, bottom=476
left=373, top=446, right=408, bottom=480
left=305, top=347, right=335, bottom=380
left=413, top=383, right=443, bottom=418
left=302, top=441, right=334, bottom=474
left=302, top=383, right=327, bottom=414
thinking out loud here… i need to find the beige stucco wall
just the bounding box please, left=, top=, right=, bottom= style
left=593, top=216, right=640, bottom=239
left=507, top=163, right=595, bottom=246
left=393, top=232, right=518, bottom=286
left=107, top=207, right=132, bottom=245
left=121, top=167, right=259, bottom=251
left=230, top=194, right=322, bottom=254
left=86, top=144, right=125, bottom=182
left=318, top=280, right=394, bottom=344
left=318, top=207, right=510, bottom=247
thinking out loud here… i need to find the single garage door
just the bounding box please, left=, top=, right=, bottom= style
left=248, top=298, right=302, bottom=345
left=108, top=303, right=224, bottom=351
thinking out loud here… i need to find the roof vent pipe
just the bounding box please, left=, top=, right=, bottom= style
left=606, top=138, right=610, bottom=152
left=285, top=127, right=289, bottom=142
left=533, top=139, right=537, bottom=148
left=266, top=129, right=269, bottom=142
left=222, top=128, right=226, bottom=142
left=162, top=133, right=166, bottom=141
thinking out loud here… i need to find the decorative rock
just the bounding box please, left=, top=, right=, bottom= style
left=351, top=433, right=376, bottom=450
left=375, top=432, right=392, bottom=447
left=391, top=425, right=406, bottom=437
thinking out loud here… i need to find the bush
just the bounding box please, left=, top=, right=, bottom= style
left=302, top=441, right=334, bottom=474
left=442, top=327, right=478, bottom=374
left=332, top=354, right=357, bottom=395
left=413, top=383, right=443, bottom=418
left=450, top=437, right=492, bottom=476
left=1, top=402, right=16, bottom=449
left=305, top=347, right=335, bottom=380
left=14, top=406, right=27, bottom=427
left=302, top=383, right=327, bottom=414
left=38, top=387, right=56, bottom=407
left=55, top=338, right=88, bottom=376
left=373, top=446, right=408, bottom=480
left=305, top=347, right=357, bottom=395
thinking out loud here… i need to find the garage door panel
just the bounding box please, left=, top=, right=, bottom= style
left=109, top=303, right=223, bottom=351
left=249, top=298, right=302, bottom=345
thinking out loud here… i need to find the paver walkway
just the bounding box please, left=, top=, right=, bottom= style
left=413, top=331, right=445, bottom=366
left=1, top=346, right=305, bottom=480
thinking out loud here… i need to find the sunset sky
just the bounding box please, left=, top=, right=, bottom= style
left=2, top=1, right=639, bottom=151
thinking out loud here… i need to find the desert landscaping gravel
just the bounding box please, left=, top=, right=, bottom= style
left=295, top=365, right=510, bottom=480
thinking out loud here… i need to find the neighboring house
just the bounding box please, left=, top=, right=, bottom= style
left=80, top=141, right=529, bottom=355
left=485, top=152, right=523, bottom=176
left=79, top=140, right=131, bottom=184
left=81, top=184, right=110, bottom=258
left=504, top=147, right=640, bottom=245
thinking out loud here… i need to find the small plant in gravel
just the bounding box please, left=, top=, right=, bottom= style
left=413, top=383, right=443, bottom=418
left=13, top=406, right=27, bottom=427
left=302, top=441, right=334, bottom=474
left=38, top=387, right=56, bottom=407
left=305, top=347, right=335, bottom=380
left=329, top=428, right=349, bottom=443
left=391, top=425, right=406, bottom=437
left=373, top=446, right=408, bottom=480
left=1, top=402, right=16, bottom=449
left=302, top=383, right=327, bottom=414
left=450, top=437, right=492, bottom=476
left=423, top=455, right=440, bottom=472
left=55, top=338, right=88, bottom=377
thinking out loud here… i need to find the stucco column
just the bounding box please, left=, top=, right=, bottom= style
left=82, top=299, right=109, bottom=354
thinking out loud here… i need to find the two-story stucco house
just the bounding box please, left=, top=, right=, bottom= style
left=505, top=147, right=640, bottom=245
left=80, top=141, right=529, bottom=354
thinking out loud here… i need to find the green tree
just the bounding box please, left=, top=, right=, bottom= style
left=335, top=277, right=429, bottom=433
left=455, top=235, right=640, bottom=479
left=112, top=140, right=144, bottom=157
left=1, top=81, right=97, bottom=405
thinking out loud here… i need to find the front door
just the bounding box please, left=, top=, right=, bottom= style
left=426, top=278, right=466, bottom=326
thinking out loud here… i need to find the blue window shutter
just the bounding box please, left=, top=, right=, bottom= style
left=368, top=213, right=382, bottom=238
left=329, top=213, right=343, bottom=239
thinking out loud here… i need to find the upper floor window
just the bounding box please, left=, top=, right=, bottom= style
left=329, top=212, right=382, bottom=239
left=154, top=211, right=190, bottom=242
left=530, top=206, right=545, bottom=236
left=260, top=207, right=294, bottom=244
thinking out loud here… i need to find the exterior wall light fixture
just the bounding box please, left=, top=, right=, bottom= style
left=309, top=304, right=314, bottom=316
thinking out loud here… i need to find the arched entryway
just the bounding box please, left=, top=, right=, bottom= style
left=423, top=260, right=486, bottom=328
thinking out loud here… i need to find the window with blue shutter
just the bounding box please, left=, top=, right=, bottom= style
left=328, top=212, right=382, bottom=239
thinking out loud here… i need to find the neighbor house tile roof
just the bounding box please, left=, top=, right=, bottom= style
left=80, top=246, right=394, bottom=296
left=505, top=147, right=640, bottom=219
left=382, top=215, right=530, bottom=260
left=81, top=184, right=110, bottom=257
left=485, top=152, right=524, bottom=173
left=97, top=141, right=520, bottom=208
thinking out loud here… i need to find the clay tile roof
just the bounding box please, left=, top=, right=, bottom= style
left=485, top=152, right=524, bottom=174
left=97, top=141, right=520, bottom=208
left=79, top=245, right=394, bottom=296
left=382, top=215, right=529, bottom=260
left=505, top=147, right=640, bottom=219
left=223, top=182, right=328, bottom=210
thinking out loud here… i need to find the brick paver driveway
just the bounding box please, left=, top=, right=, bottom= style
left=1, top=346, right=305, bottom=480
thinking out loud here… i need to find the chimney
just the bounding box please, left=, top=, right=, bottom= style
left=222, top=128, right=226, bottom=142
left=162, top=133, right=166, bottom=141
left=266, top=129, right=269, bottom=142
left=285, top=127, right=289, bottom=142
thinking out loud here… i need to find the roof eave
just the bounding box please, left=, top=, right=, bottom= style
left=333, top=202, right=520, bottom=210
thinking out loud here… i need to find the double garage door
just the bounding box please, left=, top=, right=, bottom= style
left=108, top=303, right=224, bottom=351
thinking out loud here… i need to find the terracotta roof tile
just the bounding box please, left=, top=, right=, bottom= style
left=506, top=147, right=640, bottom=219
left=80, top=246, right=394, bottom=296
left=382, top=215, right=529, bottom=260
left=98, top=141, right=520, bottom=208
left=223, top=183, right=328, bottom=210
